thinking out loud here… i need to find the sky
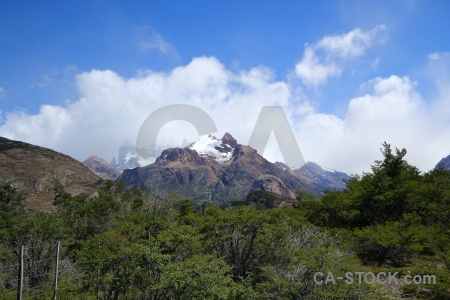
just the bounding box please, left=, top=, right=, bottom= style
left=1, top=0, right=450, bottom=174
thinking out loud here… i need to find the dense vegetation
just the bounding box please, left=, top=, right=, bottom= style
left=1, top=143, right=449, bottom=299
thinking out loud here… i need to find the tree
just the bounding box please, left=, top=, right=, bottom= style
left=309, top=143, right=421, bottom=228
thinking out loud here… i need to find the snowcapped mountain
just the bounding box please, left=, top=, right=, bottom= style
left=188, top=133, right=235, bottom=163
left=108, top=132, right=239, bottom=173
left=119, top=132, right=351, bottom=204
left=111, top=142, right=141, bottom=171
left=110, top=140, right=172, bottom=172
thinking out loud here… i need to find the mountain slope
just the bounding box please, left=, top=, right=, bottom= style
left=292, top=162, right=350, bottom=191
left=119, top=133, right=349, bottom=204
left=0, top=137, right=100, bottom=209
left=83, top=155, right=121, bottom=180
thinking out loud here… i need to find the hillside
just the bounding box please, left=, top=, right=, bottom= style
left=0, top=137, right=100, bottom=209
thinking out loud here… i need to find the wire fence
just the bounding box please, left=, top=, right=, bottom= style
left=0, top=242, right=60, bottom=300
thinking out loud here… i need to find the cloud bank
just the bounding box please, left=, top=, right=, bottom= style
left=1, top=27, right=449, bottom=174
left=295, top=25, right=386, bottom=87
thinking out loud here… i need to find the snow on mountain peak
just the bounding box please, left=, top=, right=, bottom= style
left=189, top=134, right=234, bottom=163
left=322, top=166, right=337, bottom=173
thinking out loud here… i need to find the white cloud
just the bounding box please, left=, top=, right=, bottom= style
left=296, top=74, right=450, bottom=173
left=428, top=52, right=441, bottom=60
left=0, top=57, right=290, bottom=164
left=425, top=52, right=450, bottom=120
left=295, top=25, right=386, bottom=87
left=1, top=30, right=449, bottom=175
left=294, top=47, right=342, bottom=87
left=316, top=25, right=386, bottom=58
left=135, top=25, right=177, bottom=57
left=0, top=87, right=6, bottom=98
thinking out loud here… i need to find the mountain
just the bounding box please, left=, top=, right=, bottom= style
left=119, top=133, right=350, bottom=204
left=83, top=155, right=121, bottom=180
left=111, top=141, right=141, bottom=171
left=293, top=162, right=350, bottom=191
left=0, top=137, right=100, bottom=209
left=437, top=154, right=450, bottom=170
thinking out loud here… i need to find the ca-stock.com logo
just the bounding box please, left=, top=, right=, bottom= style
left=135, top=104, right=305, bottom=187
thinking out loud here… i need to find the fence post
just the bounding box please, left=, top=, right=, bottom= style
left=53, top=241, right=60, bottom=300
left=17, top=245, right=23, bottom=300
left=96, top=269, right=100, bottom=300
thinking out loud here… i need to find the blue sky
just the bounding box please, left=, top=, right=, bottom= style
left=1, top=0, right=450, bottom=173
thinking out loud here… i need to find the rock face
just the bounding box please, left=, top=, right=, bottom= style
left=119, top=133, right=349, bottom=204
left=0, top=137, right=100, bottom=210
left=83, top=156, right=121, bottom=180
left=221, top=132, right=238, bottom=148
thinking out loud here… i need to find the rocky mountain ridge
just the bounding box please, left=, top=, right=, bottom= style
left=119, top=133, right=350, bottom=204
left=5, top=133, right=450, bottom=209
